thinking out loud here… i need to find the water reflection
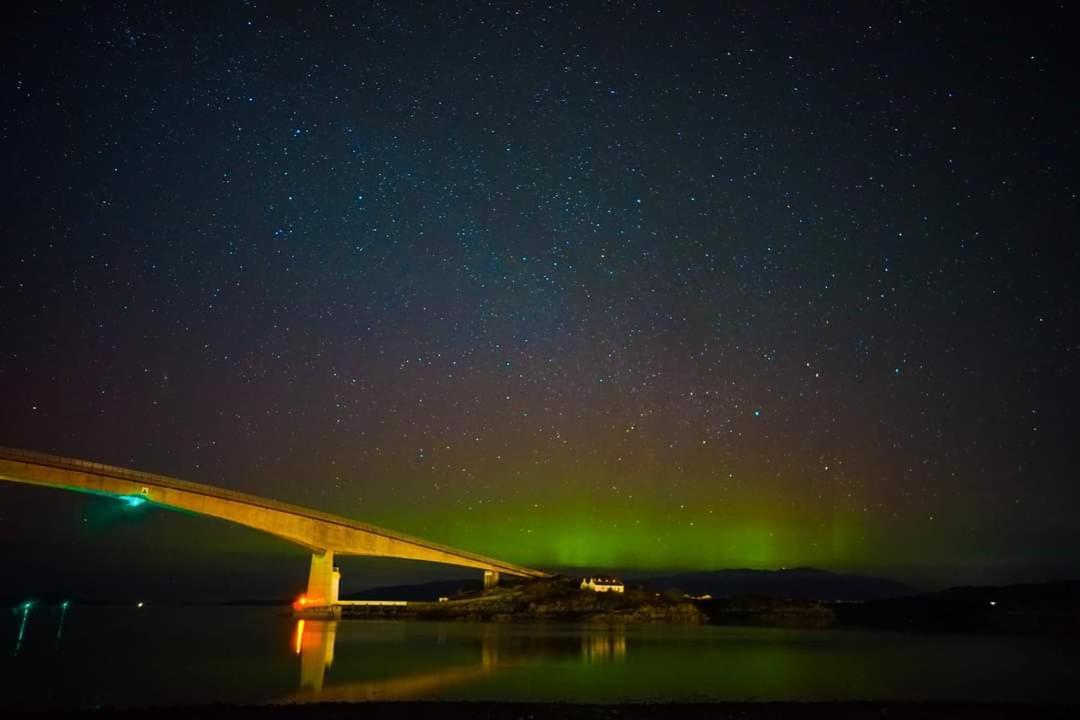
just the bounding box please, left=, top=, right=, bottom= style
left=56, top=602, right=70, bottom=642
left=294, top=619, right=337, bottom=693
left=6, top=608, right=1080, bottom=707
left=582, top=629, right=627, bottom=663
left=289, top=620, right=629, bottom=702
left=11, top=602, right=33, bottom=655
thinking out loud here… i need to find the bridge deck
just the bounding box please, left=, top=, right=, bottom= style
left=0, top=446, right=548, bottom=579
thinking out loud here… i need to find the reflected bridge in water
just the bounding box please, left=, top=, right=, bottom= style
left=288, top=620, right=629, bottom=702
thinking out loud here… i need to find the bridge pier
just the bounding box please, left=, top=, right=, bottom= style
left=483, top=570, right=500, bottom=589
left=297, top=550, right=340, bottom=617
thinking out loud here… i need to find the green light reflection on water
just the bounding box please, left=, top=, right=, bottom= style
left=13, top=600, right=34, bottom=655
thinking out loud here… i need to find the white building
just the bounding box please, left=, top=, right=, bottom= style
left=580, top=577, right=625, bottom=593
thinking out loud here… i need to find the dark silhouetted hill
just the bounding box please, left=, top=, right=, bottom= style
left=341, top=579, right=482, bottom=602
left=834, top=580, right=1080, bottom=634
left=640, top=567, right=912, bottom=601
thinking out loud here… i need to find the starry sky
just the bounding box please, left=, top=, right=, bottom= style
left=1, top=2, right=1077, bottom=598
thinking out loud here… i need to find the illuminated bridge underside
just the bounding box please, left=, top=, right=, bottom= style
left=0, top=447, right=549, bottom=609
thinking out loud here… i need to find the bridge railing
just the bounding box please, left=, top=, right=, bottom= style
left=0, top=446, right=546, bottom=577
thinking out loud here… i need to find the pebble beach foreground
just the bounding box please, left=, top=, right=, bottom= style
left=10, top=702, right=1079, bottom=720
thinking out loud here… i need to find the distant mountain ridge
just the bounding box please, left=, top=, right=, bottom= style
left=638, top=567, right=913, bottom=601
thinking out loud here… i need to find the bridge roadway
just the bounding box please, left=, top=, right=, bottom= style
left=0, top=446, right=549, bottom=613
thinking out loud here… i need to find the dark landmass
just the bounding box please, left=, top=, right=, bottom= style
left=9, top=575, right=1078, bottom=636
left=345, top=567, right=911, bottom=604
left=696, top=595, right=837, bottom=629
left=1, top=592, right=123, bottom=607
left=336, top=568, right=897, bottom=629
left=830, top=580, right=1080, bottom=634
left=1, top=594, right=295, bottom=608
left=693, top=580, right=1080, bottom=634
left=342, top=579, right=481, bottom=602
left=11, top=701, right=1078, bottom=719
left=641, top=567, right=913, bottom=602
left=222, top=598, right=295, bottom=607
left=341, top=576, right=705, bottom=623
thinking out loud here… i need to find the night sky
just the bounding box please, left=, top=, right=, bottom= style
left=1, top=2, right=1077, bottom=599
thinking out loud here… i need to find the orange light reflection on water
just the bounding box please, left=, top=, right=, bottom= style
left=294, top=619, right=305, bottom=655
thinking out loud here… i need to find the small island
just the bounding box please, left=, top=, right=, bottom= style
left=338, top=576, right=706, bottom=623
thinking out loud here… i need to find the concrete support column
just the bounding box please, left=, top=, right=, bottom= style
left=483, top=570, right=500, bottom=589
left=306, top=550, right=340, bottom=606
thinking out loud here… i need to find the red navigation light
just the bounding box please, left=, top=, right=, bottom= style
left=293, top=594, right=308, bottom=610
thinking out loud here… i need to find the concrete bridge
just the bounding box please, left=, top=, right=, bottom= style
left=0, top=446, right=549, bottom=613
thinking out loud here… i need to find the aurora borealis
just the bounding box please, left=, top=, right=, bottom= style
left=1, top=2, right=1077, bottom=598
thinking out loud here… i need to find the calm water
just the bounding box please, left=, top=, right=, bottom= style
left=3, top=605, right=1079, bottom=708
